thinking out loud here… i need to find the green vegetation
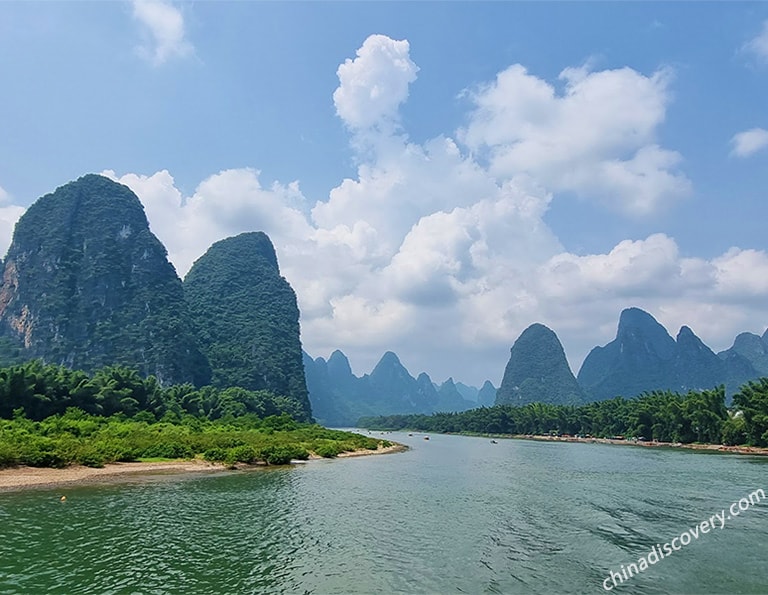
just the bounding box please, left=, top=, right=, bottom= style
left=0, top=360, right=387, bottom=469
left=359, top=381, right=768, bottom=447
left=0, top=409, right=388, bottom=469
left=184, top=232, right=312, bottom=422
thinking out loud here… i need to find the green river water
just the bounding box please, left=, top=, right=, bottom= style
left=0, top=431, right=766, bottom=594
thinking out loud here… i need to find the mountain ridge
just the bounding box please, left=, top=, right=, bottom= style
left=304, top=350, right=489, bottom=426
left=578, top=307, right=767, bottom=401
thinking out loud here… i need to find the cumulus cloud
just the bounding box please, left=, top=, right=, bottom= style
left=132, top=0, right=192, bottom=66
left=744, top=20, right=768, bottom=63
left=730, top=128, right=768, bottom=157
left=459, top=64, right=691, bottom=216
left=333, top=34, right=418, bottom=135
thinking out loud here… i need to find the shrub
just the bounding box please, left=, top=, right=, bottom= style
left=313, top=441, right=343, bottom=458
left=77, top=450, right=106, bottom=468
left=259, top=444, right=308, bottom=465
left=203, top=447, right=228, bottom=462
left=140, top=442, right=193, bottom=459
left=228, top=445, right=258, bottom=464
left=17, top=437, right=69, bottom=468
left=0, top=443, right=19, bottom=468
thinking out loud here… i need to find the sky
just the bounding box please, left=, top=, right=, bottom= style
left=1, top=2, right=768, bottom=387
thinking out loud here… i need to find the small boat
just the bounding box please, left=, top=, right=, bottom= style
left=424, top=436, right=430, bottom=440
left=408, top=433, right=413, bottom=437
left=490, top=440, right=498, bottom=444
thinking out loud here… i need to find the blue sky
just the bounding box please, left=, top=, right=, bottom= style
left=1, top=2, right=767, bottom=386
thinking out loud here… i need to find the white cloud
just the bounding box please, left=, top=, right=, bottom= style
left=730, top=128, right=768, bottom=158
left=459, top=64, right=691, bottom=216
left=537, top=234, right=691, bottom=301
left=132, top=0, right=192, bottom=66
left=333, top=34, right=418, bottom=134
left=712, top=248, right=768, bottom=298
left=744, top=20, right=768, bottom=63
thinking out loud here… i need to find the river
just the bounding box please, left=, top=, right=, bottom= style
left=0, top=432, right=766, bottom=594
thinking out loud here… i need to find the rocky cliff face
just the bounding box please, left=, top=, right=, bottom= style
left=367, top=351, right=430, bottom=413
left=455, top=382, right=479, bottom=402
left=183, top=232, right=312, bottom=421
left=578, top=308, right=679, bottom=400
left=0, top=174, right=209, bottom=385
left=363, top=352, right=479, bottom=414
left=496, top=323, right=587, bottom=406
left=721, top=332, right=768, bottom=375
left=578, top=308, right=676, bottom=401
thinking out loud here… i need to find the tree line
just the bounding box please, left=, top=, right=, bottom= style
left=0, top=361, right=392, bottom=469
left=0, top=360, right=307, bottom=422
left=359, top=381, right=768, bottom=447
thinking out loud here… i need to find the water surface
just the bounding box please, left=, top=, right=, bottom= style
left=1, top=432, right=766, bottom=593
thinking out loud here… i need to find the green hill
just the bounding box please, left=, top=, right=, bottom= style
left=183, top=232, right=312, bottom=422
left=0, top=174, right=210, bottom=385
left=496, top=323, right=587, bottom=406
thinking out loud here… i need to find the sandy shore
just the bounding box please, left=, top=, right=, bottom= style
left=0, top=442, right=407, bottom=492
left=328, top=443, right=408, bottom=459
left=0, top=459, right=228, bottom=492
left=506, top=434, right=768, bottom=456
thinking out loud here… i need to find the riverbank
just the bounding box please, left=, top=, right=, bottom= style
left=501, top=433, right=768, bottom=455
left=0, top=442, right=407, bottom=492
left=330, top=442, right=408, bottom=458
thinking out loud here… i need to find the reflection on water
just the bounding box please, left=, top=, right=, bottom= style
left=1, top=433, right=766, bottom=594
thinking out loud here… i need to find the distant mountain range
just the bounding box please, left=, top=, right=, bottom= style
left=311, top=307, right=768, bottom=422
left=499, top=307, right=768, bottom=407
left=303, top=350, right=495, bottom=426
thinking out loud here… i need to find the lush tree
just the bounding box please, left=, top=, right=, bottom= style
left=732, top=379, right=768, bottom=446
